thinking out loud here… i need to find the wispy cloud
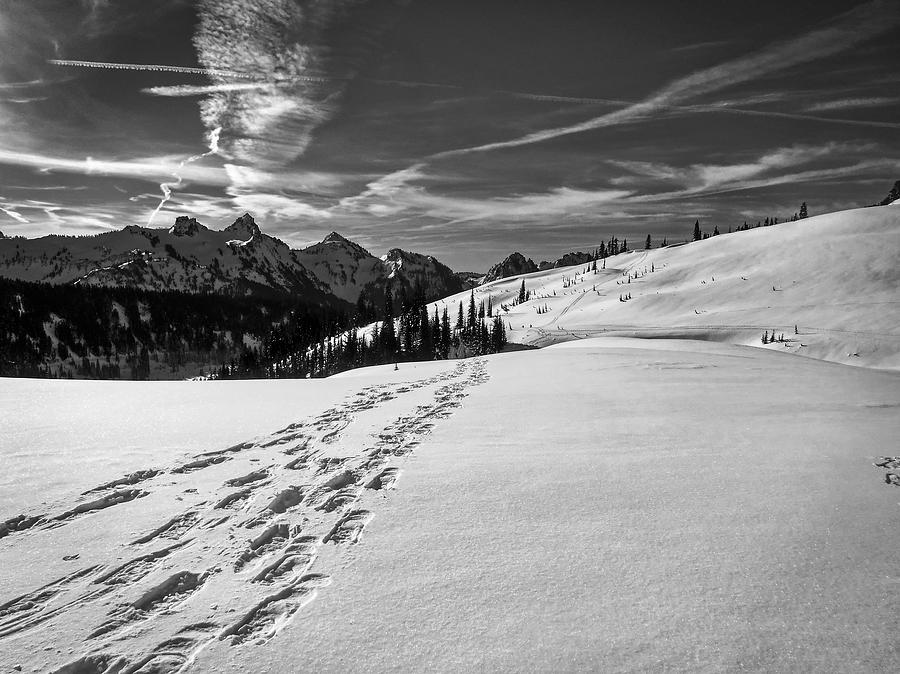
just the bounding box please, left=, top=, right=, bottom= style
left=227, top=192, right=334, bottom=221
left=630, top=157, right=900, bottom=203
left=435, top=0, right=899, bottom=157
left=0, top=148, right=229, bottom=186
left=0, top=205, right=29, bottom=224
left=192, top=0, right=409, bottom=168
left=142, top=83, right=275, bottom=97
left=670, top=39, right=732, bottom=53
left=806, top=96, right=900, bottom=112
left=339, top=165, right=632, bottom=224
left=611, top=142, right=884, bottom=195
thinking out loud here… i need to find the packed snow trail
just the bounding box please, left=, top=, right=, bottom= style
left=0, top=360, right=488, bottom=672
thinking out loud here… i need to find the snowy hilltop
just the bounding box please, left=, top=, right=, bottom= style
left=411, top=204, right=900, bottom=370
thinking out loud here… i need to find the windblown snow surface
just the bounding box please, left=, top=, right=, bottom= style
left=1, top=206, right=899, bottom=672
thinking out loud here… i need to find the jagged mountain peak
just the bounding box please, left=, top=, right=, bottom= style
left=224, top=213, right=261, bottom=240
left=484, top=252, right=538, bottom=282
left=322, top=231, right=352, bottom=245
left=315, top=231, right=374, bottom=257
left=0, top=215, right=469, bottom=308
left=169, top=216, right=207, bottom=237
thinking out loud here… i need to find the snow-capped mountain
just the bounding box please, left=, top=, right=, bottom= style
left=483, top=252, right=538, bottom=282
left=295, top=232, right=465, bottom=304
left=0, top=217, right=466, bottom=305
left=381, top=248, right=465, bottom=299
left=294, top=232, right=386, bottom=304
left=0, top=214, right=331, bottom=300
left=538, top=250, right=595, bottom=270
left=485, top=250, right=596, bottom=280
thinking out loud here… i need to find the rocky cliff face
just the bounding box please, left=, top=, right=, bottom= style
left=483, top=252, right=538, bottom=282
left=381, top=248, right=465, bottom=299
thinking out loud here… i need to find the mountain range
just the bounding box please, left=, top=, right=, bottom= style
left=0, top=214, right=473, bottom=308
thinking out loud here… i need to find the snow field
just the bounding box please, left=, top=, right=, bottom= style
left=1, top=340, right=898, bottom=672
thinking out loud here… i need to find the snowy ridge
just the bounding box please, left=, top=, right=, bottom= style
left=296, top=236, right=465, bottom=304
left=430, top=205, right=900, bottom=370
left=0, top=219, right=467, bottom=305
left=295, top=232, right=385, bottom=303
left=0, top=214, right=329, bottom=299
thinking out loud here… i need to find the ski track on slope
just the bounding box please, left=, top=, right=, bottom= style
left=0, top=359, right=489, bottom=672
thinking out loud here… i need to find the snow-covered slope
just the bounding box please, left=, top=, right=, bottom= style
left=1, top=339, right=898, bottom=672
left=442, top=205, right=900, bottom=369
left=294, top=232, right=385, bottom=303
left=381, top=248, right=464, bottom=299
left=0, top=214, right=330, bottom=298
left=296, top=233, right=465, bottom=304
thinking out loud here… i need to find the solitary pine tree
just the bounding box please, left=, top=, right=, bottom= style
left=693, top=220, right=702, bottom=241
left=645, top=234, right=652, bottom=249
left=517, top=279, right=527, bottom=304
left=799, top=202, right=808, bottom=219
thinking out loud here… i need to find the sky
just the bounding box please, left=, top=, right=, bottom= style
left=0, top=0, right=898, bottom=271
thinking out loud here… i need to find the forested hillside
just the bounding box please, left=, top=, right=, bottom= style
left=0, top=278, right=350, bottom=379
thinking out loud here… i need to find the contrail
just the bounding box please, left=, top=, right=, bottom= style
left=48, top=58, right=620, bottom=103
left=147, top=127, right=221, bottom=226
left=49, top=58, right=256, bottom=80
left=49, top=59, right=338, bottom=85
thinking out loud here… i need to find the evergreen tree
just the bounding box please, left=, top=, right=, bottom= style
left=441, top=307, right=451, bottom=358
left=645, top=234, right=652, bottom=249
left=491, top=316, right=506, bottom=353
left=380, top=291, right=397, bottom=358
left=517, top=279, right=527, bottom=304
left=693, top=220, right=702, bottom=241
left=713, top=226, right=720, bottom=236
left=431, top=307, right=441, bottom=358
left=799, top=202, right=808, bottom=219
left=420, top=305, right=433, bottom=359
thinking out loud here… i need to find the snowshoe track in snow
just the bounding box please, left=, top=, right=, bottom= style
left=873, top=457, right=900, bottom=487
left=1, top=358, right=490, bottom=670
